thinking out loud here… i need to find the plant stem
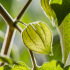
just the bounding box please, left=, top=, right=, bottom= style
left=14, top=21, right=37, bottom=70
left=15, top=25, right=37, bottom=70
left=29, top=50, right=37, bottom=70
left=0, top=4, right=13, bottom=26
left=16, top=20, right=27, bottom=26
left=15, top=25, right=21, bottom=33
left=0, top=4, right=14, bottom=55
left=16, top=0, right=32, bottom=20
left=1, top=26, right=14, bottom=55
left=0, top=0, right=36, bottom=69
left=0, top=0, right=32, bottom=56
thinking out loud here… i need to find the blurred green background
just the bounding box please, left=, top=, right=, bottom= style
left=0, top=0, right=62, bottom=68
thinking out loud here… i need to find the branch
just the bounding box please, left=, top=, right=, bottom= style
left=0, top=0, right=32, bottom=55
left=1, top=26, right=14, bottom=55
left=16, top=0, right=32, bottom=20
left=0, top=4, right=15, bottom=56
left=0, top=0, right=36, bottom=68
left=0, top=4, right=14, bottom=26
left=29, top=50, right=37, bottom=70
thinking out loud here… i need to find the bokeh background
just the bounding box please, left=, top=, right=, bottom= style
left=0, top=0, right=62, bottom=68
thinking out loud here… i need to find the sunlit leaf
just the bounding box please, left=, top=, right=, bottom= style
left=41, top=0, right=57, bottom=25
left=38, top=60, right=63, bottom=70
left=0, top=65, right=11, bottom=70
left=41, top=0, right=70, bottom=26
left=50, top=0, right=70, bottom=26
left=0, top=62, right=31, bottom=70
left=41, top=0, right=70, bottom=64
left=11, top=62, right=31, bottom=70
left=48, top=39, right=62, bottom=61
left=0, top=55, right=18, bottom=65
left=59, top=13, right=70, bottom=64
left=56, top=60, right=64, bottom=68
left=64, top=65, right=70, bottom=70
left=41, top=0, right=57, bottom=24
left=22, top=22, right=52, bottom=54
left=1, top=61, right=70, bottom=70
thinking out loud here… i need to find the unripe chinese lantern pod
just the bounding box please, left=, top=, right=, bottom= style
left=22, top=22, right=52, bottom=54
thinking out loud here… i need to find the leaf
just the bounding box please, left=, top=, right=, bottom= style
left=22, top=22, right=52, bottom=54
left=41, top=0, right=70, bottom=26
left=64, top=65, right=70, bottom=70
left=0, top=65, right=11, bottom=70
left=38, top=60, right=63, bottom=70
left=50, top=0, right=70, bottom=26
left=0, top=62, right=31, bottom=70
left=41, top=0, right=57, bottom=25
left=0, top=55, right=18, bottom=65
left=41, top=0, right=70, bottom=64
left=11, top=62, right=31, bottom=70
left=59, top=13, right=70, bottom=64
left=56, top=60, right=64, bottom=68
left=48, top=38, right=62, bottom=61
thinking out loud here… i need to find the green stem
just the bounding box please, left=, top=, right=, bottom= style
left=16, top=20, right=27, bottom=26
left=29, top=50, right=37, bottom=70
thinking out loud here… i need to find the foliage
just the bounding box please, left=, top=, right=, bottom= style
left=0, top=55, right=18, bottom=65
left=0, top=0, right=70, bottom=70
left=59, top=14, right=70, bottom=64
left=38, top=60, right=63, bottom=70
left=0, top=65, right=11, bottom=70
left=0, top=60, right=64, bottom=70
left=41, top=0, right=70, bottom=64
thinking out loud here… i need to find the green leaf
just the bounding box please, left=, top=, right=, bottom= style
left=41, top=0, right=70, bottom=64
left=56, top=60, right=64, bottom=68
left=0, top=55, right=18, bottom=65
left=0, top=62, right=31, bottom=70
left=59, top=13, right=70, bottom=64
left=41, top=0, right=70, bottom=26
left=38, top=60, right=63, bottom=70
left=11, top=62, right=31, bottom=70
left=48, top=39, right=62, bottom=61
left=41, top=0, right=57, bottom=25
left=0, top=65, right=11, bottom=70
left=64, top=65, right=70, bottom=70
left=22, top=22, right=52, bottom=54
left=50, top=0, right=70, bottom=26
